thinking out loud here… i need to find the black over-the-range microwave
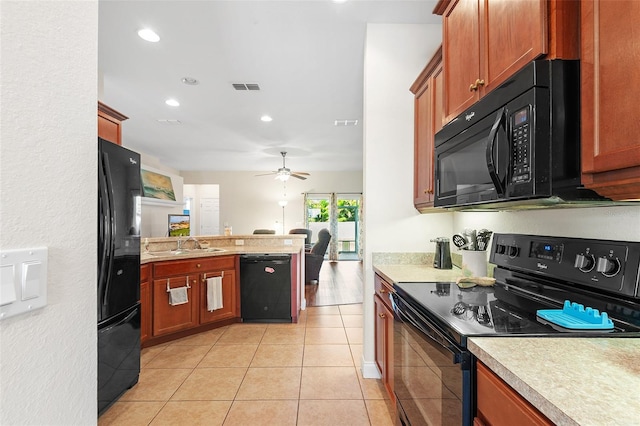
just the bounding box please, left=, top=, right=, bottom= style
left=433, top=59, right=608, bottom=209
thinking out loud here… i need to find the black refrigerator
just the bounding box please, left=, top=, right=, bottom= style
left=97, top=138, right=141, bottom=416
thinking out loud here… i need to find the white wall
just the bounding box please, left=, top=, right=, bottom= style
left=362, top=23, right=448, bottom=377
left=139, top=163, right=185, bottom=237
left=0, top=2, right=98, bottom=424
left=182, top=170, right=363, bottom=235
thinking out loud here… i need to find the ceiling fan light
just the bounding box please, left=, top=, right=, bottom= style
left=276, top=173, right=290, bottom=182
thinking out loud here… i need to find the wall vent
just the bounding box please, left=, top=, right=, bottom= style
left=232, top=83, right=261, bottom=91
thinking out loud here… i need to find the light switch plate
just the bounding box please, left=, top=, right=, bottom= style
left=0, top=247, right=47, bottom=320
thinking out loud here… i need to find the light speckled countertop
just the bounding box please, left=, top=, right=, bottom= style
left=372, top=258, right=640, bottom=426
left=141, top=235, right=305, bottom=264
left=141, top=246, right=302, bottom=264
left=469, top=337, right=640, bottom=426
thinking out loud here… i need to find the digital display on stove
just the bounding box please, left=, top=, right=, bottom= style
left=529, top=241, right=563, bottom=261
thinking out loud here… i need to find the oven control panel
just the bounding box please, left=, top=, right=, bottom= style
left=490, top=234, right=640, bottom=298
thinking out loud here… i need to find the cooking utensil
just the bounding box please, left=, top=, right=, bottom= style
left=452, top=234, right=468, bottom=249
left=463, top=229, right=477, bottom=251
left=476, top=230, right=493, bottom=251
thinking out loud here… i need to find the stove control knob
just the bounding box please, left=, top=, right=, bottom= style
left=574, top=254, right=595, bottom=272
left=496, top=244, right=506, bottom=254
left=596, top=257, right=621, bottom=277
left=508, top=245, right=520, bottom=258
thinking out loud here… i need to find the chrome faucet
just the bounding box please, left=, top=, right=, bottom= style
left=178, top=237, right=202, bottom=250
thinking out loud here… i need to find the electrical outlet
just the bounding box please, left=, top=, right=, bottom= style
left=284, top=239, right=293, bottom=246
left=235, top=240, right=244, bottom=246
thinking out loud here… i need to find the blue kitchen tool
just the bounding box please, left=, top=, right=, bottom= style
left=536, top=300, right=614, bottom=330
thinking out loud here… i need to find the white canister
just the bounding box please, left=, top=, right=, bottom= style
left=462, top=250, right=488, bottom=277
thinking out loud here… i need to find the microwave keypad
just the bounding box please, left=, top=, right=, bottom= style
left=511, top=121, right=530, bottom=183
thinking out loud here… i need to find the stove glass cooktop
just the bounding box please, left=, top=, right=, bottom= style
left=393, top=280, right=635, bottom=342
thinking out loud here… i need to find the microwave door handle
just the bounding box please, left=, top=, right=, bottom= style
left=486, top=107, right=506, bottom=197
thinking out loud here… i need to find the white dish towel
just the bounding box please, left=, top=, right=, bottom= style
left=168, top=286, right=188, bottom=306
left=207, top=276, right=223, bottom=311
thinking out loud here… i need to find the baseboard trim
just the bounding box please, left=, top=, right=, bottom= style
left=361, top=359, right=382, bottom=379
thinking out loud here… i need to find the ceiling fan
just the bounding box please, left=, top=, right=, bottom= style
left=256, top=151, right=310, bottom=181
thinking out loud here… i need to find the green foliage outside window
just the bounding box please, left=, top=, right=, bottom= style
left=306, top=199, right=358, bottom=222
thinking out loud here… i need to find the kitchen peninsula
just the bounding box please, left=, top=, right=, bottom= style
left=140, top=234, right=305, bottom=347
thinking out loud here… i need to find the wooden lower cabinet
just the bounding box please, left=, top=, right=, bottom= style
left=475, top=361, right=552, bottom=426
left=150, top=255, right=239, bottom=339
left=152, top=274, right=199, bottom=336
left=199, top=263, right=238, bottom=324
left=140, top=264, right=151, bottom=343
left=374, top=274, right=394, bottom=402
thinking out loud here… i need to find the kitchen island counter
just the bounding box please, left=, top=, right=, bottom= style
left=141, top=234, right=306, bottom=264
left=469, top=337, right=640, bottom=426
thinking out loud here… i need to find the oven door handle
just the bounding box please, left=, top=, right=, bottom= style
left=486, top=107, right=506, bottom=197
left=391, top=294, right=460, bottom=359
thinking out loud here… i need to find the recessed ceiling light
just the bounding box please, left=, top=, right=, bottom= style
left=165, top=99, right=180, bottom=107
left=261, top=115, right=273, bottom=122
left=138, top=28, right=160, bottom=42
left=181, top=77, right=199, bottom=85
left=332, top=0, right=348, bottom=4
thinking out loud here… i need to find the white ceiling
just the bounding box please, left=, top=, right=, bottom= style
left=98, top=0, right=441, bottom=173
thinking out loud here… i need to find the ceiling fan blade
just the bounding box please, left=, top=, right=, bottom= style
left=291, top=174, right=307, bottom=180
left=292, top=171, right=310, bottom=176
left=255, top=171, right=277, bottom=176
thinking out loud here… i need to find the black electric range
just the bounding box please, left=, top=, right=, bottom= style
left=391, top=234, right=640, bottom=426
left=394, top=233, right=640, bottom=345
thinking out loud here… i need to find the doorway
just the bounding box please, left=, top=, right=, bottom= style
left=305, top=193, right=361, bottom=261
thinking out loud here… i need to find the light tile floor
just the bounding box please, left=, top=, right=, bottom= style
left=99, top=304, right=394, bottom=426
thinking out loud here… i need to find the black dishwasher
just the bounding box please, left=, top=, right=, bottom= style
left=240, top=254, right=292, bottom=322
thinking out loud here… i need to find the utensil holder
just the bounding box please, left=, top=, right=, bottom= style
left=462, top=251, right=487, bottom=277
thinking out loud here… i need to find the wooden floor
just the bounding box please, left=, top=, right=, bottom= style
left=305, top=260, right=364, bottom=307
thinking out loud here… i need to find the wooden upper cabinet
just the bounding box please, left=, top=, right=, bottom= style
left=580, top=0, right=640, bottom=200
left=98, top=101, right=128, bottom=145
left=435, top=0, right=578, bottom=123
left=411, top=47, right=443, bottom=212
left=441, top=0, right=481, bottom=121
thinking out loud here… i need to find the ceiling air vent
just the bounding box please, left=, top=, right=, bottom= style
left=157, top=119, right=182, bottom=125
left=334, top=119, right=358, bottom=126
left=232, top=83, right=261, bottom=91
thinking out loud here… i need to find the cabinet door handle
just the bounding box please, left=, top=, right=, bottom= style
left=196, top=264, right=201, bottom=268
left=379, top=313, right=386, bottom=318
left=379, top=288, right=386, bottom=293
left=426, top=189, right=433, bottom=194
left=469, top=79, right=485, bottom=92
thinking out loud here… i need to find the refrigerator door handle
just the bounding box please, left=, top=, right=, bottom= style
left=98, top=154, right=112, bottom=320
left=100, top=152, right=116, bottom=314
